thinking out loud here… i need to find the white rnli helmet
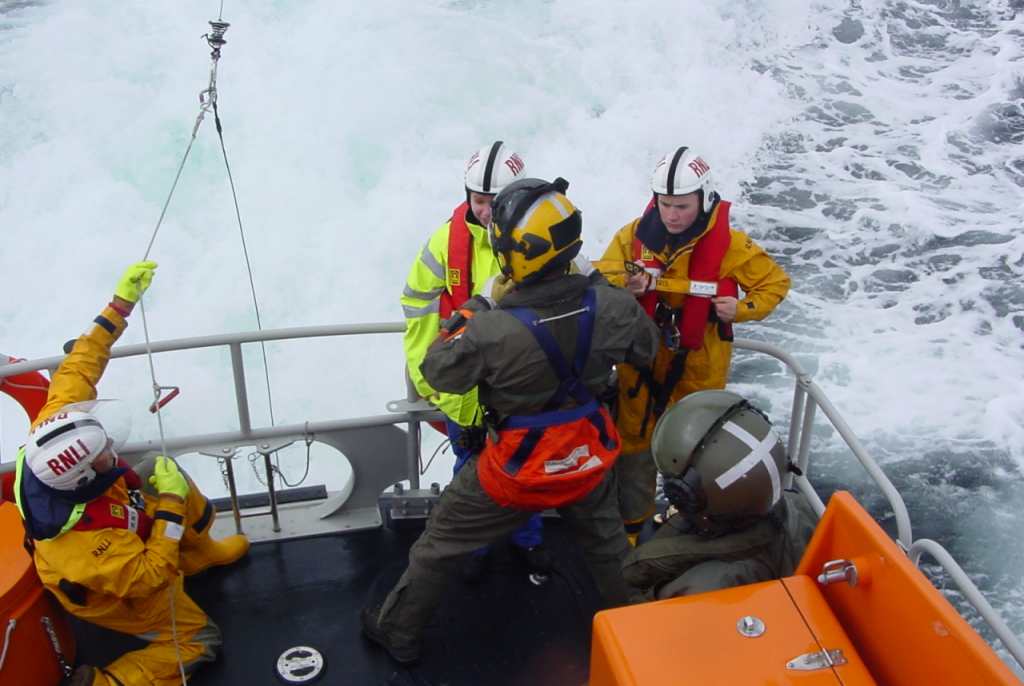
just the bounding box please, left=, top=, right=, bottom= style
left=651, top=146, right=717, bottom=213
left=464, top=141, right=526, bottom=195
left=25, top=408, right=110, bottom=491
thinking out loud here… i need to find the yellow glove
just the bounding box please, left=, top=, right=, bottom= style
left=149, top=456, right=189, bottom=500
left=488, top=274, right=516, bottom=302
left=114, top=260, right=158, bottom=303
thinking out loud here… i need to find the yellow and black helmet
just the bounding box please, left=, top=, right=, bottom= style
left=489, top=177, right=583, bottom=285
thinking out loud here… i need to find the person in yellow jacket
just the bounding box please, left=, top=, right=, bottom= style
left=13, top=261, right=249, bottom=686
left=598, top=147, right=791, bottom=545
left=400, top=141, right=547, bottom=580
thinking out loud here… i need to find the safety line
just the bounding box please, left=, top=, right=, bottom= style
left=212, top=99, right=277, bottom=428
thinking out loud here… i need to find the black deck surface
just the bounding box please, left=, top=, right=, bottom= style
left=73, top=518, right=606, bottom=685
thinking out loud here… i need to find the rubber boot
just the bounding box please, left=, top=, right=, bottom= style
left=178, top=491, right=250, bottom=576
left=180, top=533, right=250, bottom=576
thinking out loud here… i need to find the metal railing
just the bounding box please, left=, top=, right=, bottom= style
left=1, top=325, right=1021, bottom=668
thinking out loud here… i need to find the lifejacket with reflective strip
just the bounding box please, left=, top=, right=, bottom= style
left=633, top=200, right=738, bottom=350
left=66, top=463, right=152, bottom=539
left=439, top=202, right=473, bottom=320
left=71, top=491, right=153, bottom=540
left=476, top=288, right=621, bottom=510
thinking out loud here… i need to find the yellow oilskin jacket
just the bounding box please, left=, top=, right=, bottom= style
left=401, top=214, right=500, bottom=426
left=15, top=306, right=194, bottom=639
left=599, top=204, right=791, bottom=454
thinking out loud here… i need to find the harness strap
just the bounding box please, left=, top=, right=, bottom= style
left=503, top=399, right=601, bottom=429
left=639, top=350, right=689, bottom=437
left=498, top=289, right=614, bottom=476
left=503, top=427, right=546, bottom=477
left=503, top=288, right=597, bottom=410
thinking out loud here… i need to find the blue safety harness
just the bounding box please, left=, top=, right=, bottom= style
left=498, top=288, right=615, bottom=475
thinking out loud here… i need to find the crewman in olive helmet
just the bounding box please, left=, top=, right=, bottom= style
left=622, top=390, right=817, bottom=600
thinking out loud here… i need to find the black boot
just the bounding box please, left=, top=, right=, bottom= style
left=360, top=607, right=421, bottom=666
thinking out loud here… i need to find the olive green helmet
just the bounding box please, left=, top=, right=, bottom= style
left=651, top=390, right=787, bottom=519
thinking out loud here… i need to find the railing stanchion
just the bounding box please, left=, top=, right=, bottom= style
left=786, top=383, right=807, bottom=489
left=796, top=395, right=817, bottom=478
left=405, top=372, right=421, bottom=490
left=229, top=342, right=252, bottom=435
left=260, top=447, right=281, bottom=533
left=224, top=453, right=243, bottom=534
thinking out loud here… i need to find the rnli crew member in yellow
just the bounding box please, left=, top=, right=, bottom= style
left=599, top=147, right=791, bottom=546
left=400, top=141, right=548, bottom=580
left=622, top=391, right=815, bottom=600
left=13, top=261, right=250, bottom=686
left=362, top=177, right=659, bottom=665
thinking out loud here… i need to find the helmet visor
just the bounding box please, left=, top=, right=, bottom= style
left=61, top=399, right=133, bottom=452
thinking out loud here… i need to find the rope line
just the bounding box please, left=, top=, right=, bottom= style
left=134, top=10, right=235, bottom=686
left=212, top=100, right=277, bottom=428
left=142, top=136, right=199, bottom=261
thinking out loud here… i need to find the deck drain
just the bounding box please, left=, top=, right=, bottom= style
left=276, top=646, right=326, bottom=684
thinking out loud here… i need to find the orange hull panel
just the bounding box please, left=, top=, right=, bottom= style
left=0, top=502, right=76, bottom=686
left=590, top=491, right=1022, bottom=685
left=592, top=576, right=876, bottom=685
left=795, top=491, right=1020, bottom=685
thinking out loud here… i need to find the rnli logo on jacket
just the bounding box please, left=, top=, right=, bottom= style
left=640, top=247, right=654, bottom=261
left=92, top=538, right=112, bottom=557
left=109, top=504, right=125, bottom=519
left=448, top=268, right=462, bottom=286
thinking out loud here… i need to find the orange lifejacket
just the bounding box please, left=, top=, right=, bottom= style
left=633, top=200, right=738, bottom=350
left=476, top=289, right=620, bottom=510
left=439, top=202, right=473, bottom=320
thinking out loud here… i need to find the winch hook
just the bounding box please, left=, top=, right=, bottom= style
left=204, top=20, right=230, bottom=58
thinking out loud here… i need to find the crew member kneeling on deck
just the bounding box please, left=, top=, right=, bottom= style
left=361, top=177, right=659, bottom=665
left=623, top=390, right=816, bottom=600
left=13, top=262, right=250, bottom=686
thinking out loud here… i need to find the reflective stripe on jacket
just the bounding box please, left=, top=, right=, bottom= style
left=401, top=208, right=500, bottom=426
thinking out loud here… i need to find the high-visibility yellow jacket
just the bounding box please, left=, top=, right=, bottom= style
left=14, top=306, right=192, bottom=636
left=401, top=212, right=499, bottom=426
left=599, top=203, right=791, bottom=453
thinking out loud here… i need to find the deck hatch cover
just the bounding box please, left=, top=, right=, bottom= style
left=276, top=645, right=325, bottom=683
